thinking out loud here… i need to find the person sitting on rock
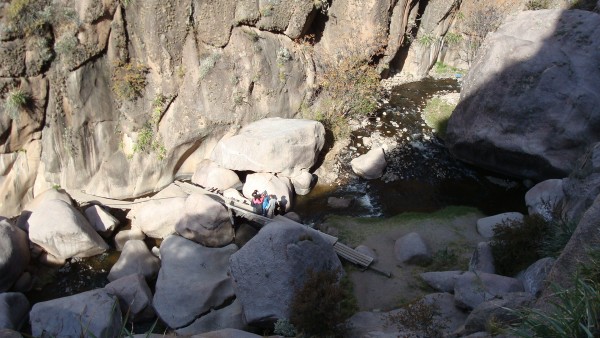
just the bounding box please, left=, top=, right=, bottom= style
left=266, top=195, right=278, bottom=218
left=251, top=193, right=263, bottom=215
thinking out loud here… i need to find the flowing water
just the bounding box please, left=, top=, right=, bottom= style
left=295, top=77, right=527, bottom=223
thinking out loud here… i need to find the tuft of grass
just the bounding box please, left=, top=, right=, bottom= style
left=4, top=88, right=31, bottom=120
left=422, top=97, right=456, bottom=137
left=525, top=0, right=551, bottom=10
left=386, top=299, right=448, bottom=337
left=112, top=61, right=148, bottom=101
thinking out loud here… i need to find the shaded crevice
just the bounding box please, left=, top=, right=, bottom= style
left=391, top=0, right=428, bottom=72
left=303, top=4, right=330, bottom=44
left=172, top=138, right=204, bottom=177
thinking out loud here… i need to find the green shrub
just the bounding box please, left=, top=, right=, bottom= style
left=274, top=318, right=297, bottom=337
left=386, top=299, right=448, bottom=337
left=290, top=268, right=356, bottom=337
left=417, top=33, right=436, bottom=47
left=490, top=208, right=577, bottom=276
left=525, top=0, right=551, bottom=10
left=112, top=61, right=148, bottom=101
left=421, top=97, right=456, bottom=137
left=6, top=0, right=51, bottom=36
left=4, top=88, right=31, bottom=120
left=444, top=32, right=463, bottom=46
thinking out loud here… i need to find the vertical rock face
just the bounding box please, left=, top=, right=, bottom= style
left=446, top=9, right=600, bottom=181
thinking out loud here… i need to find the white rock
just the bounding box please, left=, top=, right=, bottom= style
left=84, top=205, right=119, bottom=237
left=351, top=148, right=387, bottom=180
left=242, top=173, right=293, bottom=212
left=108, top=240, right=160, bottom=282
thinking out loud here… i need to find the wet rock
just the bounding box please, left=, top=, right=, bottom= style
left=516, top=257, right=555, bottom=297
left=0, top=292, right=29, bottom=330
left=129, top=197, right=186, bottom=239
left=30, top=289, right=122, bottom=338
left=242, top=173, right=294, bottom=212
left=351, top=148, right=387, bottom=180
left=327, top=196, right=354, bottom=209
left=0, top=220, right=29, bottom=292
left=84, top=205, right=119, bottom=237
left=211, top=118, right=325, bottom=177
left=175, top=194, right=234, bottom=247
left=28, top=199, right=108, bottom=260
left=105, top=274, right=155, bottom=322
left=229, top=221, right=342, bottom=326
left=108, top=240, right=160, bottom=282
left=446, top=10, right=600, bottom=181
left=454, top=272, right=524, bottom=310
left=525, top=179, right=565, bottom=220
left=469, top=242, right=495, bottom=274
left=462, top=292, right=534, bottom=335
left=420, top=271, right=463, bottom=293
left=175, top=298, right=244, bottom=335
left=476, top=212, right=524, bottom=239
left=394, top=232, right=431, bottom=266
left=153, top=235, right=237, bottom=329
left=191, top=160, right=242, bottom=191
left=114, top=228, right=146, bottom=251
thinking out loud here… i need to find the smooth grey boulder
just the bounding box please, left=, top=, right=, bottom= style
left=469, top=242, right=495, bottom=274
left=229, top=221, right=343, bottom=326
left=394, top=232, right=431, bottom=266
left=476, top=212, right=524, bottom=239
left=175, top=299, right=244, bottom=335
left=191, top=160, right=242, bottom=191
left=421, top=292, right=469, bottom=335
left=0, top=220, right=29, bottom=292
left=0, top=292, right=29, bottom=330
left=84, top=205, right=120, bottom=237
left=30, top=289, right=122, bottom=338
left=242, top=173, right=294, bottom=212
left=27, top=199, right=108, bottom=260
left=175, top=194, right=234, bottom=247
left=446, top=10, right=600, bottom=181
left=16, top=188, right=73, bottom=232
left=351, top=148, right=387, bottom=180
left=327, top=196, right=354, bottom=209
left=211, top=118, right=325, bottom=177
left=114, top=228, right=146, bottom=251
left=290, top=170, right=314, bottom=196
left=517, top=257, right=555, bottom=297
left=105, top=274, right=155, bottom=322
left=107, top=240, right=160, bottom=282
left=462, top=292, right=534, bottom=335
left=525, top=179, right=565, bottom=220
left=454, top=272, right=524, bottom=310
left=420, top=271, right=463, bottom=293
left=129, top=197, right=186, bottom=239
left=153, top=235, right=237, bottom=329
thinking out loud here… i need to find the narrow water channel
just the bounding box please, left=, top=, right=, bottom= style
left=295, top=77, right=527, bottom=222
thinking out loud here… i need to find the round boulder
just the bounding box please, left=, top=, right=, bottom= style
left=27, top=199, right=108, bottom=260
left=525, top=179, right=565, bottom=220
left=192, top=160, right=242, bottom=191
left=107, top=240, right=161, bottom=282
left=290, top=170, right=314, bottom=195
left=394, top=232, right=431, bottom=266
left=84, top=205, right=120, bottom=237
left=175, top=194, right=234, bottom=247
left=351, top=148, right=387, bottom=180
left=211, top=118, right=325, bottom=176
left=476, top=212, right=524, bottom=239
left=129, top=197, right=186, bottom=239
left=0, top=220, right=29, bottom=292
left=0, top=292, right=29, bottom=330
left=229, top=221, right=343, bottom=326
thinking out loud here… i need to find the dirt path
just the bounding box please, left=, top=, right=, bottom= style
left=321, top=207, right=486, bottom=311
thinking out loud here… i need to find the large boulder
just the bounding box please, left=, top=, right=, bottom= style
left=454, top=271, right=524, bottom=310
left=446, top=10, right=600, bottom=181
left=153, top=235, right=237, bottom=329
left=175, top=194, right=234, bottom=247
left=242, top=173, right=294, bottom=212
left=27, top=199, right=108, bottom=260
left=462, top=292, right=534, bottom=335
left=394, top=232, right=431, bottom=266
left=175, top=299, right=245, bottom=335
left=84, top=205, right=120, bottom=237
left=468, top=242, right=495, bottom=274
left=105, top=274, right=155, bottom=322
left=517, top=257, right=555, bottom=297
left=191, top=160, right=242, bottom=191
left=229, top=221, right=343, bottom=326
left=30, top=289, right=122, bottom=338
left=15, top=188, right=73, bottom=232
left=525, top=179, right=565, bottom=220
left=420, top=271, right=463, bottom=293
left=0, top=292, right=29, bottom=330
left=211, top=118, right=325, bottom=177
left=129, top=197, right=186, bottom=239
left=476, top=212, right=524, bottom=239
left=0, top=220, right=29, bottom=292
left=107, top=240, right=161, bottom=282
left=351, top=148, right=387, bottom=180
